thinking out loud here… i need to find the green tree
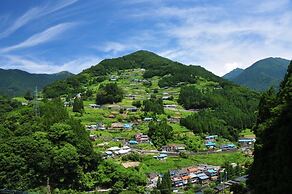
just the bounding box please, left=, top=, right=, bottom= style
left=24, top=90, right=33, bottom=101
left=148, top=121, right=173, bottom=148
left=143, top=96, right=164, bottom=114
left=249, top=61, right=292, bottom=194
left=72, top=97, right=84, bottom=113
left=96, top=83, right=124, bottom=105
left=157, top=172, right=172, bottom=194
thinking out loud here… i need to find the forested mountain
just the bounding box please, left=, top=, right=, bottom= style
left=0, top=50, right=260, bottom=192
left=0, top=69, right=73, bottom=96
left=223, top=57, right=290, bottom=91
left=248, top=61, right=292, bottom=193
left=44, top=50, right=259, bottom=141
left=223, top=68, right=244, bottom=80
left=43, top=50, right=224, bottom=98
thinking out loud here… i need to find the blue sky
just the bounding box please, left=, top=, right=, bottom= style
left=0, top=0, right=291, bottom=76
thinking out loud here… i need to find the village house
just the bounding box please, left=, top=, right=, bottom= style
left=162, top=144, right=186, bottom=152
left=86, top=124, right=97, bottom=131
left=89, top=104, right=101, bottom=109
left=221, top=143, right=236, bottom=150
left=167, top=116, right=180, bottom=123
left=126, top=106, right=138, bottom=112
left=126, top=94, right=137, bottom=100
left=238, top=137, right=256, bottom=147
left=163, top=104, right=177, bottom=109
left=135, top=133, right=150, bottom=143
left=205, top=142, right=216, bottom=149
left=153, top=153, right=168, bottom=160
left=147, top=173, right=160, bottom=189
left=89, top=135, right=97, bottom=141
left=143, top=117, right=153, bottom=122
left=111, top=122, right=124, bottom=129
left=103, top=104, right=122, bottom=111
left=205, top=135, right=218, bottom=142
left=128, top=140, right=138, bottom=145
left=97, top=123, right=106, bottom=130
left=123, top=123, right=133, bottom=130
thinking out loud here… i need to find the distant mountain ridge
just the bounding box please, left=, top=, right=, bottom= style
left=223, top=57, right=290, bottom=91
left=0, top=68, right=73, bottom=96
left=223, top=68, right=244, bottom=80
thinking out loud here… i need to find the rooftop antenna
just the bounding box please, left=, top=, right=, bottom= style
left=34, top=86, right=40, bottom=117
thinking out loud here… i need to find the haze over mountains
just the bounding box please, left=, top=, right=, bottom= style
left=223, top=57, right=290, bottom=91
left=0, top=69, right=73, bottom=96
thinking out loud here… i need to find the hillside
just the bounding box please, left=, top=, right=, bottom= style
left=44, top=50, right=228, bottom=98
left=0, top=50, right=258, bottom=192
left=249, top=61, right=292, bottom=193
left=0, top=69, right=73, bottom=96
left=44, top=50, right=259, bottom=140
left=223, top=68, right=244, bottom=80
left=223, top=57, right=290, bottom=91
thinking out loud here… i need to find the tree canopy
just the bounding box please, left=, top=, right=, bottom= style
left=96, top=83, right=124, bottom=105
left=248, top=61, right=292, bottom=194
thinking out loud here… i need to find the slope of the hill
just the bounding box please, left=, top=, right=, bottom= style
left=43, top=50, right=231, bottom=98
left=223, top=68, right=244, bottom=80
left=0, top=69, right=73, bottom=96
left=249, top=61, right=292, bottom=194
left=224, top=57, right=290, bottom=91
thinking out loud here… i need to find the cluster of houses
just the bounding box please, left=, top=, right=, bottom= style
left=86, top=122, right=133, bottom=131
left=170, top=165, right=221, bottom=187
left=148, top=164, right=221, bottom=189
left=104, top=146, right=132, bottom=158
left=204, top=135, right=238, bottom=151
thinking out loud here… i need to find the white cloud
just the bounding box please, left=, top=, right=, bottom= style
left=0, top=0, right=77, bottom=39
left=123, top=1, right=292, bottom=76
left=1, top=23, right=75, bottom=53
left=1, top=55, right=100, bottom=74
left=97, top=42, right=129, bottom=54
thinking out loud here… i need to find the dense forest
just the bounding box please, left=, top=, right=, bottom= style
left=248, top=61, right=292, bottom=193
left=0, top=69, right=73, bottom=96
left=0, top=97, right=146, bottom=193
left=179, top=85, right=259, bottom=141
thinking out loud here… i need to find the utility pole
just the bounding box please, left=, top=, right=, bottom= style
left=34, top=86, right=40, bottom=117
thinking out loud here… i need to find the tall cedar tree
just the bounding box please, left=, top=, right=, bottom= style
left=72, top=97, right=84, bottom=113
left=157, top=171, right=172, bottom=194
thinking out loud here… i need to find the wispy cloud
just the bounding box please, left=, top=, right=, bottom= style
left=1, top=55, right=100, bottom=74
left=1, top=23, right=75, bottom=53
left=0, top=0, right=77, bottom=39
left=119, top=0, right=292, bottom=75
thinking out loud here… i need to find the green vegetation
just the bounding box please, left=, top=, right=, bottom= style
left=226, top=57, right=290, bottom=91
left=0, top=51, right=261, bottom=192
left=0, top=99, right=99, bottom=190
left=0, top=68, right=73, bottom=96
left=248, top=61, right=292, bottom=194
left=96, top=83, right=124, bottom=105
left=156, top=172, right=172, bottom=194
left=72, top=97, right=84, bottom=113
left=180, top=85, right=259, bottom=140
left=43, top=50, right=227, bottom=98
left=148, top=121, right=174, bottom=148
left=143, top=96, right=164, bottom=114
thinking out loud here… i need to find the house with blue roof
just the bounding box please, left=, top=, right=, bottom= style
left=205, top=142, right=216, bottom=149
left=123, top=123, right=133, bottom=130
left=129, top=140, right=138, bottom=145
